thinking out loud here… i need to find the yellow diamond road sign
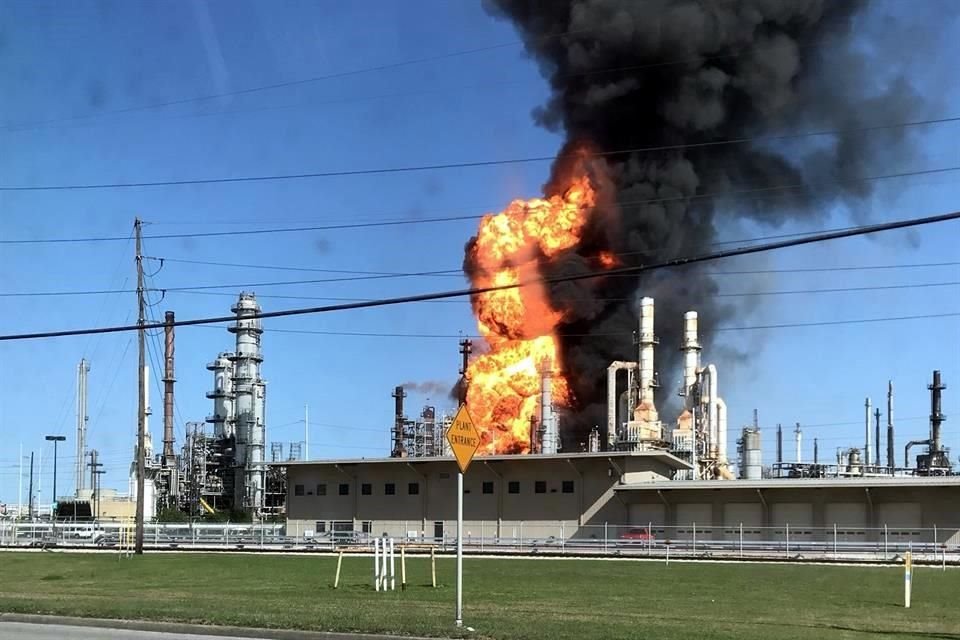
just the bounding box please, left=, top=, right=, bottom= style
left=446, top=405, right=481, bottom=474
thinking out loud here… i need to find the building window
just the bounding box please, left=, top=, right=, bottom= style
left=408, top=482, right=420, bottom=495
left=316, top=483, right=327, bottom=496
left=339, top=483, right=350, bottom=496
left=315, top=521, right=326, bottom=533
left=294, top=484, right=305, bottom=496
left=482, top=481, right=494, bottom=494
left=362, top=521, right=372, bottom=534
left=385, top=483, right=396, bottom=495
left=535, top=481, right=547, bottom=494
left=562, top=480, right=574, bottom=494
left=508, top=481, right=520, bottom=494
left=361, top=483, right=372, bottom=496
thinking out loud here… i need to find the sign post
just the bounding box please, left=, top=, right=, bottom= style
left=445, top=405, right=480, bottom=629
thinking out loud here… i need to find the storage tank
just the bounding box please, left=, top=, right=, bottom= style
left=741, top=428, right=762, bottom=480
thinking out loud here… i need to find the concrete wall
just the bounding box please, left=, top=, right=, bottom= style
left=618, top=484, right=960, bottom=544
left=285, top=456, right=640, bottom=541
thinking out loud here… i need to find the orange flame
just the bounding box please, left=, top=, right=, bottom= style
left=465, top=173, right=596, bottom=454
left=598, top=251, right=619, bottom=268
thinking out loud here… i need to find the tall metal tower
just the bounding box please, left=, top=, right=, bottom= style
left=229, top=292, right=266, bottom=514
left=74, top=358, right=90, bottom=495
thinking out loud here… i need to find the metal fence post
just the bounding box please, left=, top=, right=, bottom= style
left=560, top=521, right=565, bottom=552
left=786, top=523, right=790, bottom=556
left=648, top=521, right=652, bottom=556
left=519, top=521, right=523, bottom=551
left=693, top=522, right=697, bottom=553
left=934, top=524, right=938, bottom=550
left=884, top=524, right=888, bottom=558
left=739, top=522, right=743, bottom=559
left=833, top=523, right=837, bottom=557
left=604, top=522, right=608, bottom=553
left=480, top=520, right=485, bottom=553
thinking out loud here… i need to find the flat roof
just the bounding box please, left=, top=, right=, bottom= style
left=616, top=476, right=960, bottom=492
left=272, top=449, right=692, bottom=470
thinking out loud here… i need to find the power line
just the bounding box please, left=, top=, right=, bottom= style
left=150, top=256, right=960, bottom=278
left=1, top=209, right=958, bottom=342
left=238, top=312, right=960, bottom=339
left=3, top=118, right=960, bottom=193
left=6, top=278, right=958, bottom=301
left=4, top=163, right=960, bottom=245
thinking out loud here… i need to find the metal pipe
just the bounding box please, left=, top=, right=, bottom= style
left=864, top=397, right=872, bottom=471
left=905, top=440, right=929, bottom=467
left=717, top=397, right=731, bottom=478
left=606, top=361, right=637, bottom=448
left=887, top=381, right=895, bottom=469
left=705, top=364, right=718, bottom=459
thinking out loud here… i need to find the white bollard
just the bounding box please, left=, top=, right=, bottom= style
left=381, top=537, right=388, bottom=591
left=389, top=538, right=396, bottom=591
left=904, top=551, right=913, bottom=608
left=374, top=538, right=381, bottom=591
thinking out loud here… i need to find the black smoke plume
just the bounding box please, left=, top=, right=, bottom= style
left=479, top=0, right=924, bottom=445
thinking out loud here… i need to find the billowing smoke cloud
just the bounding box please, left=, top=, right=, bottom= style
left=482, top=0, right=924, bottom=445
left=399, top=380, right=456, bottom=398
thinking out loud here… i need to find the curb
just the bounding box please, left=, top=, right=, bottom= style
left=0, top=613, right=443, bottom=640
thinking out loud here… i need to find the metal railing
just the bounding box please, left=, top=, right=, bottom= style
left=0, top=520, right=956, bottom=563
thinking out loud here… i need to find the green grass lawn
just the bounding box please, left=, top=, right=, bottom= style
left=0, top=552, right=957, bottom=639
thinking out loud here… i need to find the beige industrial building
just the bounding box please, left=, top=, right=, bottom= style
left=280, top=454, right=960, bottom=545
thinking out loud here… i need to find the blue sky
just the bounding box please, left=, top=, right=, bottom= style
left=0, top=0, right=958, bottom=505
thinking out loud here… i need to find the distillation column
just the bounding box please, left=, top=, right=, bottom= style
left=229, top=292, right=266, bottom=513
left=75, top=359, right=90, bottom=495
left=206, top=354, right=235, bottom=438
left=538, top=361, right=559, bottom=454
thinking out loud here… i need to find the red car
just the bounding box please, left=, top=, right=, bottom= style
left=619, top=527, right=655, bottom=543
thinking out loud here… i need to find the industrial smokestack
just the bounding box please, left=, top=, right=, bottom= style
left=539, top=361, right=559, bottom=454
left=887, top=381, right=895, bottom=469
left=864, top=397, right=872, bottom=470
left=814, top=438, right=819, bottom=465
left=776, top=424, right=783, bottom=465
left=680, top=311, right=700, bottom=402
left=874, top=408, right=881, bottom=468
left=392, top=386, right=407, bottom=458
left=636, top=297, right=658, bottom=426
left=162, top=311, right=176, bottom=464
left=795, top=423, right=802, bottom=464
left=929, top=370, right=946, bottom=453
left=481, top=0, right=927, bottom=447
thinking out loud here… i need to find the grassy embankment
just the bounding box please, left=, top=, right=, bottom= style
left=1, top=552, right=958, bottom=639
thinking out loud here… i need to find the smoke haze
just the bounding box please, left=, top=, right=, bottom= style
left=481, top=0, right=925, bottom=444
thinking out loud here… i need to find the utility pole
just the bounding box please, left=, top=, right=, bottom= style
left=458, top=339, right=472, bottom=406
left=27, top=452, right=34, bottom=521
left=45, top=435, right=66, bottom=525
left=135, top=218, right=147, bottom=554
left=304, top=404, right=309, bottom=462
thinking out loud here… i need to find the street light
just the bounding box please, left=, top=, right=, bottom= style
left=44, top=435, right=66, bottom=520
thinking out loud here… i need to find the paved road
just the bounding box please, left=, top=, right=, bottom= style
left=0, top=622, right=269, bottom=639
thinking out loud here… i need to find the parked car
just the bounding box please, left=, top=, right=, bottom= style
left=618, top=528, right=655, bottom=544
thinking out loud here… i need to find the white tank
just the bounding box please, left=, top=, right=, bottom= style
left=741, top=428, right=762, bottom=480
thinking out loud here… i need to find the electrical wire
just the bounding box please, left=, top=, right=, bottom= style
left=3, top=120, right=960, bottom=193
left=1, top=209, right=958, bottom=342
left=5, top=162, right=960, bottom=246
